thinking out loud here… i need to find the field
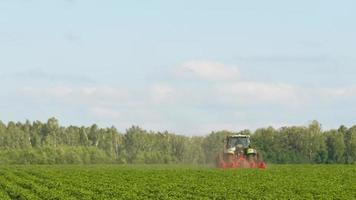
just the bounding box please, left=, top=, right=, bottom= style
left=0, top=165, right=354, bottom=200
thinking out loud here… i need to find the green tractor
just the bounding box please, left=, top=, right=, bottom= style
left=216, top=134, right=266, bottom=169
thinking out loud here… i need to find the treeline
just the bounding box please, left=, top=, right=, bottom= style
left=0, top=118, right=355, bottom=164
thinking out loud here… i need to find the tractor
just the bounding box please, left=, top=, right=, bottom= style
left=216, top=134, right=266, bottom=169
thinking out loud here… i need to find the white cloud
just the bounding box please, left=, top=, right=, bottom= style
left=89, top=107, right=120, bottom=119
left=182, top=60, right=239, bottom=81
left=18, top=84, right=131, bottom=112
left=218, top=81, right=301, bottom=104
left=79, top=85, right=128, bottom=102
left=322, top=86, right=356, bottom=98
left=150, top=84, right=174, bottom=103
left=48, top=85, right=74, bottom=97
left=215, top=80, right=356, bottom=111
left=13, top=62, right=356, bottom=135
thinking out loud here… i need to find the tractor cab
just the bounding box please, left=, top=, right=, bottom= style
left=226, top=135, right=250, bottom=149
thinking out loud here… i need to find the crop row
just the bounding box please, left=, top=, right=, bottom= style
left=0, top=165, right=354, bottom=199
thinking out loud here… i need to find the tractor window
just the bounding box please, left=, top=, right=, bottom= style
left=227, top=137, right=250, bottom=148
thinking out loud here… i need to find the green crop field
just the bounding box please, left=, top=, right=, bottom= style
left=0, top=165, right=354, bottom=200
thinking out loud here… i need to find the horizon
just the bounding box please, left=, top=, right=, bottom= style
left=1, top=1, right=356, bottom=135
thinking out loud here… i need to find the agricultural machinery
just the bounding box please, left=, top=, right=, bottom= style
left=216, top=134, right=266, bottom=169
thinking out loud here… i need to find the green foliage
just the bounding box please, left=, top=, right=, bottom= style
left=202, top=130, right=232, bottom=164
left=0, top=165, right=354, bottom=199
left=325, top=130, right=345, bottom=163
left=0, top=118, right=355, bottom=164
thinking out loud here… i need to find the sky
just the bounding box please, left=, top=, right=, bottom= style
left=0, top=0, right=356, bottom=135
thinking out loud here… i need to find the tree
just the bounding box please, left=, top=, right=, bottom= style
left=202, top=130, right=233, bottom=164
left=124, top=126, right=147, bottom=163
left=326, top=130, right=345, bottom=163
left=346, top=126, right=356, bottom=164
left=0, top=117, right=354, bottom=165
left=43, top=117, right=60, bottom=147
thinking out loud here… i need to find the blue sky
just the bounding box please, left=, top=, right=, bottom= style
left=1, top=0, right=356, bottom=135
